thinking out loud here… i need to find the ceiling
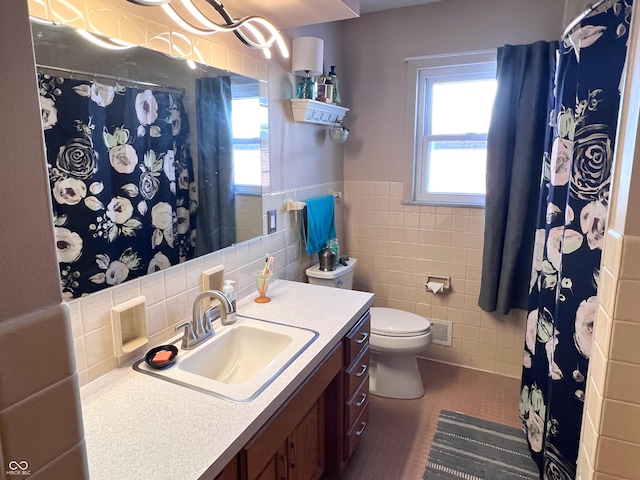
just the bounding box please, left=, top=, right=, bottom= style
left=218, top=0, right=447, bottom=29
left=360, top=0, right=445, bottom=14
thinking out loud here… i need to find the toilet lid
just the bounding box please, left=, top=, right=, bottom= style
left=370, top=307, right=431, bottom=337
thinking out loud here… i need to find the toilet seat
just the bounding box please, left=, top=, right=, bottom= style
left=370, top=307, right=431, bottom=337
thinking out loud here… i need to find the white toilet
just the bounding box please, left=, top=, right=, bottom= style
left=306, top=258, right=432, bottom=399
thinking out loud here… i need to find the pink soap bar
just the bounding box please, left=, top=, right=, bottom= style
left=151, top=350, right=173, bottom=364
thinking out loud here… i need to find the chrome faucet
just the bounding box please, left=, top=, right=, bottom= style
left=175, top=290, right=236, bottom=349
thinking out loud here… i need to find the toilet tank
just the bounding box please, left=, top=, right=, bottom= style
left=306, top=258, right=358, bottom=289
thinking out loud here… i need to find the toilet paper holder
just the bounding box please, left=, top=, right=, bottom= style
left=425, top=275, right=451, bottom=293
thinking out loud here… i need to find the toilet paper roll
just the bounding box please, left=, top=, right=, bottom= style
left=426, top=281, right=444, bottom=293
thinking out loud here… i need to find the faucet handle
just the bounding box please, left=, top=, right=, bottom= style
left=203, top=306, right=220, bottom=333
left=176, top=321, right=196, bottom=349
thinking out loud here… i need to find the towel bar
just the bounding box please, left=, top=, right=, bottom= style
left=286, top=191, right=342, bottom=211
left=287, top=199, right=306, bottom=211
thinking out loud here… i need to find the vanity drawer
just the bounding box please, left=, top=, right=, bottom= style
left=345, top=311, right=370, bottom=366
left=330, top=309, right=371, bottom=473
left=346, top=377, right=369, bottom=428
left=345, top=345, right=370, bottom=400
left=345, top=406, right=369, bottom=459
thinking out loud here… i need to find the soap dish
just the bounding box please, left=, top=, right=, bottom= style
left=144, top=345, right=178, bottom=369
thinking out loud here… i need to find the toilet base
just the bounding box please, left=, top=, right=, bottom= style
left=370, top=352, right=425, bottom=399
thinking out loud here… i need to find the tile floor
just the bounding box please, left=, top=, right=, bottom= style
left=340, top=359, right=523, bottom=480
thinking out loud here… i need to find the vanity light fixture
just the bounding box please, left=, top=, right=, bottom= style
left=29, top=16, right=56, bottom=26
left=30, top=16, right=135, bottom=51
left=128, top=0, right=171, bottom=4
left=76, top=29, right=136, bottom=50
left=127, top=0, right=289, bottom=59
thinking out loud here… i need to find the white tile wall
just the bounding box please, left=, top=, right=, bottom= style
left=577, top=230, right=640, bottom=479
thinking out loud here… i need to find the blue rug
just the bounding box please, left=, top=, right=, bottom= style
left=424, top=410, right=539, bottom=480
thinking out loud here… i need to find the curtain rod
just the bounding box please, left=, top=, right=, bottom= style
left=36, top=64, right=184, bottom=94
left=562, top=0, right=609, bottom=39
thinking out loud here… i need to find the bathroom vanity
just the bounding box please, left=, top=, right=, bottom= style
left=80, top=280, right=374, bottom=480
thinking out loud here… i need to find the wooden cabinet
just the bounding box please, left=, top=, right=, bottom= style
left=243, top=401, right=325, bottom=480
left=241, top=343, right=342, bottom=480
left=343, top=311, right=371, bottom=464
left=324, top=310, right=371, bottom=477
left=287, top=399, right=324, bottom=480
left=345, top=312, right=370, bottom=366
left=247, top=405, right=323, bottom=480
left=214, top=456, right=239, bottom=480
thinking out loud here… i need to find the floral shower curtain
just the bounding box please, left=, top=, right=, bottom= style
left=39, top=73, right=197, bottom=298
left=520, top=2, right=632, bottom=478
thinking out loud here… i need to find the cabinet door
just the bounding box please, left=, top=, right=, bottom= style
left=288, top=399, right=324, bottom=480
left=253, top=443, right=287, bottom=480
left=215, top=456, right=239, bottom=480
left=242, top=344, right=342, bottom=480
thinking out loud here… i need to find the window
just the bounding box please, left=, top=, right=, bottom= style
left=231, top=80, right=267, bottom=195
left=410, top=52, right=497, bottom=206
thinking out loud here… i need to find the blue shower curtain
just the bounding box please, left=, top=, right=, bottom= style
left=479, top=41, right=558, bottom=315
left=520, top=3, right=632, bottom=478
left=194, top=76, right=236, bottom=256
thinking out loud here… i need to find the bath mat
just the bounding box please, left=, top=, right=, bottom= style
left=423, top=410, right=539, bottom=480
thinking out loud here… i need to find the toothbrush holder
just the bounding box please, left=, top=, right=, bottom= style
left=252, top=270, right=273, bottom=303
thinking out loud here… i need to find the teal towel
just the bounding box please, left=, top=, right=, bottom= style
left=304, top=195, right=336, bottom=255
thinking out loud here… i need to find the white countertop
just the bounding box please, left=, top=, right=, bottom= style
left=80, top=280, right=374, bottom=480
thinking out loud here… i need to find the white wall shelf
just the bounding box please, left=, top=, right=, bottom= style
left=290, top=99, right=349, bottom=126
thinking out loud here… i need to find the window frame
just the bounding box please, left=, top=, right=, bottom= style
left=408, top=51, right=497, bottom=207
left=230, top=81, right=266, bottom=196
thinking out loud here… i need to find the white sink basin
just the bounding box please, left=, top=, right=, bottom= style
left=134, top=316, right=318, bottom=402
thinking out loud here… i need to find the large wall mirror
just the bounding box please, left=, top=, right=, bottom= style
left=31, top=19, right=269, bottom=299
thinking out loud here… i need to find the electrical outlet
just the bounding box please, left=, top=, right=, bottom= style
left=268, top=209, right=277, bottom=233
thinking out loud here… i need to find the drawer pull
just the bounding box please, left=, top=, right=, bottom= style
left=356, top=364, right=367, bottom=377
left=355, top=421, right=367, bottom=436
left=356, top=332, right=369, bottom=344
left=356, top=393, right=367, bottom=407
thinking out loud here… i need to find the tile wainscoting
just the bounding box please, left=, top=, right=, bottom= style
left=576, top=229, right=640, bottom=480
left=343, top=180, right=527, bottom=378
